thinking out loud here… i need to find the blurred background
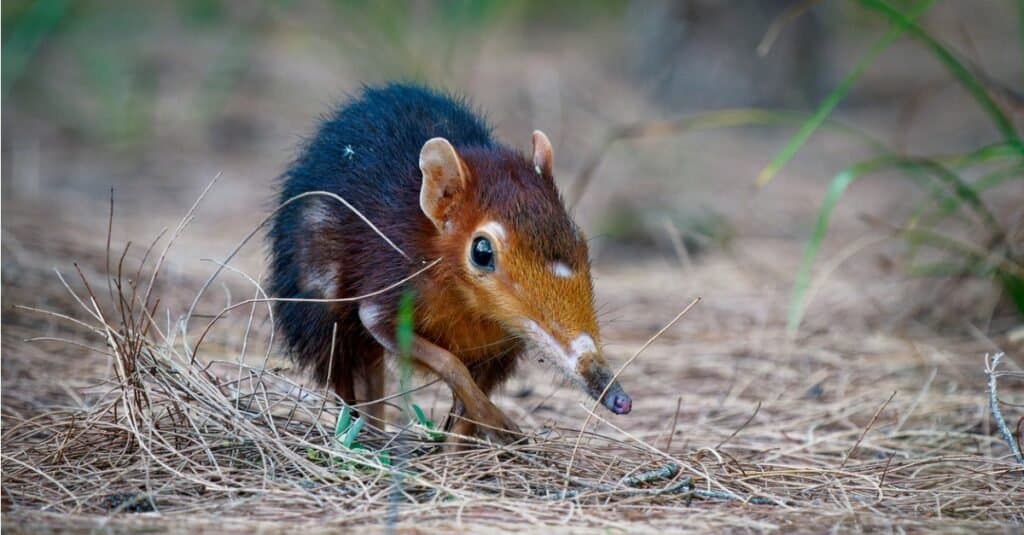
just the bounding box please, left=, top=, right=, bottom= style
left=5, top=4, right=1024, bottom=528
left=2, top=0, right=1022, bottom=330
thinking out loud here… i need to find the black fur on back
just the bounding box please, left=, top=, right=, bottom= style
left=267, top=83, right=495, bottom=387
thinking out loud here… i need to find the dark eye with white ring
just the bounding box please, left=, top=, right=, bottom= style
left=470, top=236, right=496, bottom=271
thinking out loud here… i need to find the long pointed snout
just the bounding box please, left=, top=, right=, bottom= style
left=521, top=321, right=632, bottom=415
left=577, top=352, right=632, bottom=415
left=599, top=379, right=632, bottom=415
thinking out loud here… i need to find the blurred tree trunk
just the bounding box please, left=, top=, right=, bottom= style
left=626, top=0, right=830, bottom=109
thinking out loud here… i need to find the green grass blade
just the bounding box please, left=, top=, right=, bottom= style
left=396, top=289, right=415, bottom=414
left=790, top=145, right=1018, bottom=335
left=897, top=222, right=1024, bottom=291
left=410, top=402, right=443, bottom=441
left=786, top=153, right=980, bottom=334
left=898, top=227, right=1024, bottom=284
left=411, top=403, right=428, bottom=426
left=899, top=227, right=1024, bottom=316
left=904, top=143, right=1020, bottom=263
left=396, top=290, right=414, bottom=361
left=859, top=0, right=1022, bottom=145
left=342, top=416, right=366, bottom=449
left=905, top=141, right=1023, bottom=228
left=999, top=272, right=1024, bottom=316
left=906, top=145, right=1023, bottom=258
left=570, top=108, right=889, bottom=207
left=618, top=109, right=888, bottom=150
left=787, top=159, right=885, bottom=334
left=895, top=142, right=1022, bottom=259
left=912, top=159, right=1001, bottom=232
left=908, top=261, right=993, bottom=278
left=973, top=165, right=1024, bottom=190
left=334, top=404, right=352, bottom=439
left=757, top=0, right=935, bottom=187
left=919, top=165, right=1023, bottom=229
left=939, top=143, right=1024, bottom=169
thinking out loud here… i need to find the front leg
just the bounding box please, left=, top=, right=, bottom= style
left=445, top=350, right=522, bottom=443
left=358, top=301, right=522, bottom=446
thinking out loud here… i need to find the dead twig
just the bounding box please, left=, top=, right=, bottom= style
left=841, top=391, right=897, bottom=469
left=986, top=353, right=1024, bottom=465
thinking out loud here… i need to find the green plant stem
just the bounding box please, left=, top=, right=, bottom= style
left=788, top=142, right=1024, bottom=335
left=570, top=108, right=887, bottom=208
left=859, top=0, right=1022, bottom=146
left=913, top=164, right=1023, bottom=239
left=757, top=0, right=936, bottom=187
left=396, top=290, right=415, bottom=413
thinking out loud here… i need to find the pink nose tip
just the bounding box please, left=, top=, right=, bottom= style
left=611, top=393, right=632, bottom=415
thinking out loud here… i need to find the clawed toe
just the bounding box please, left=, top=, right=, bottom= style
left=479, top=415, right=525, bottom=446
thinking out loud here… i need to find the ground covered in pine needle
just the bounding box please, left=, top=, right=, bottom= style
left=2, top=190, right=1021, bottom=534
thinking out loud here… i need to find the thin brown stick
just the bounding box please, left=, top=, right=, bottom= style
left=664, top=396, right=682, bottom=452
left=841, top=391, right=897, bottom=469
left=715, top=401, right=762, bottom=450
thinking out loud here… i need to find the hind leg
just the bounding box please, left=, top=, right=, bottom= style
left=355, top=346, right=387, bottom=428
left=333, top=368, right=356, bottom=405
